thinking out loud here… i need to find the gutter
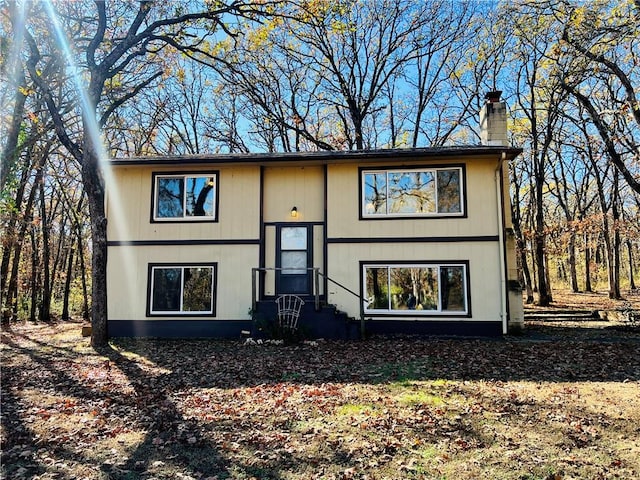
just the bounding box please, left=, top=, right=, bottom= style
left=109, top=146, right=523, bottom=167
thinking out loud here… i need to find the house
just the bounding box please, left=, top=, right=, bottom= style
left=106, top=92, right=524, bottom=339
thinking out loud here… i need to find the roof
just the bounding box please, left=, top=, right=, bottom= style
left=109, top=145, right=523, bottom=167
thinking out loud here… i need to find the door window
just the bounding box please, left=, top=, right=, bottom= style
left=278, top=226, right=310, bottom=294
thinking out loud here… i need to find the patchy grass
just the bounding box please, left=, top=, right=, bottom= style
left=2, top=316, right=640, bottom=480
left=397, top=391, right=446, bottom=407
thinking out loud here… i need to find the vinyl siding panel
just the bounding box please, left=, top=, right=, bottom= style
left=107, top=148, right=517, bottom=338
left=263, top=166, right=324, bottom=223
left=327, top=157, right=500, bottom=239
left=326, top=242, right=501, bottom=321
left=107, top=244, right=257, bottom=321
left=107, top=165, right=261, bottom=242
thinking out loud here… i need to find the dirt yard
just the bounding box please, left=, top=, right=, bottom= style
left=2, top=290, right=639, bottom=480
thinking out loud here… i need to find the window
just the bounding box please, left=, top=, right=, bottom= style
left=281, top=227, right=308, bottom=275
left=361, top=167, right=463, bottom=217
left=153, top=173, right=217, bottom=221
left=148, top=264, right=216, bottom=316
left=363, top=263, right=468, bottom=315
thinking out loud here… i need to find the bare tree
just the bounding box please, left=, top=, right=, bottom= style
left=21, top=0, right=277, bottom=347
left=507, top=2, right=571, bottom=306
left=558, top=0, right=640, bottom=194
left=192, top=0, right=485, bottom=151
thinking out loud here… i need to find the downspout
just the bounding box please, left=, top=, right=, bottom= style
left=496, top=153, right=508, bottom=334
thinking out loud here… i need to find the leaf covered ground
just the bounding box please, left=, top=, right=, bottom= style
left=2, top=312, right=640, bottom=480
left=524, top=289, right=640, bottom=312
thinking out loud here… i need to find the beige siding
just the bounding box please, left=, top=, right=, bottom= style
left=326, top=242, right=502, bottom=321
left=502, top=163, right=513, bottom=229
left=501, top=162, right=524, bottom=327
left=327, top=157, right=501, bottom=239
left=261, top=166, right=325, bottom=297
left=107, top=165, right=261, bottom=241
left=107, top=244, right=258, bottom=321
left=264, top=225, right=276, bottom=296
left=107, top=164, right=262, bottom=323
left=106, top=167, right=147, bottom=240
left=107, top=153, right=516, bottom=329
left=323, top=156, right=505, bottom=321
left=263, top=166, right=324, bottom=223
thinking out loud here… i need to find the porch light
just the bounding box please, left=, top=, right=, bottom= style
left=290, top=206, right=298, bottom=218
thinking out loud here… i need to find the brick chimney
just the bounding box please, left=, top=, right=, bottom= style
left=480, top=91, right=508, bottom=146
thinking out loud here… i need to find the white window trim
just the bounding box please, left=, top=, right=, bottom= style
left=149, top=264, right=216, bottom=316
left=361, top=167, right=464, bottom=218
left=363, top=263, right=468, bottom=315
left=153, top=173, right=217, bottom=221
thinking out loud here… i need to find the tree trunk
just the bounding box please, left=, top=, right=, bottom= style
left=603, top=175, right=621, bottom=299
left=516, top=235, right=534, bottom=303
left=544, top=252, right=553, bottom=303
left=1, top=155, right=36, bottom=321
left=62, top=248, right=75, bottom=321
left=50, top=207, right=67, bottom=303
left=68, top=194, right=90, bottom=321
left=584, top=235, right=593, bottom=292
left=1, top=162, right=30, bottom=303
left=352, top=110, right=364, bottom=150
left=534, top=155, right=551, bottom=305
left=535, top=233, right=551, bottom=305
left=29, top=226, right=39, bottom=323
left=568, top=232, right=579, bottom=292
left=5, top=159, right=42, bottom=322
left=531, top=239, right=538, bottom=292
left=628, top=240, right=637, bottom=290
left=77, top=225, right=90, bottom=321
left=600, top=216, right=616, bottom=299
left=6, top=222, right=27, bottom=323
left=82, top=143, right=109, bottom=347
left=611, top=177, right=622, bottom=299
left=612, top=227, right=621, bottom=299
left=557, top=259, right=566, bottom=283
left=0, top=67, right=27, bottom=192
left=39, top=170, right=51, bottom=322
left=89, top=206, right=108, bottom=347
left=604, top=232, right=616, bottom=299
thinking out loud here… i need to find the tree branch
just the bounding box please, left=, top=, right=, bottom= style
left=562, top=80, right=640, bottom=194
left=99, top=70, right=163, bottom=127
left=99, top=1, right=269, bottom=72
left=24, top=31, right=83, bottom=164
left=562, top=16, right=640, bottom=129
left=86, top=0, right=106, bottom=69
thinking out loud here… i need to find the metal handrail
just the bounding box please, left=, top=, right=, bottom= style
left=251, top=267, right=369, bottom=339
left=317, top=271, right=369, bottom=339
left=251, top=267, right=321, bottom=312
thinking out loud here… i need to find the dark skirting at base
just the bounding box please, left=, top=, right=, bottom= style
left=364, top=320, right=503, bottom=337
left=108, top=320, right=253, bottom=339
left=108, top=318, right=502, bottom=339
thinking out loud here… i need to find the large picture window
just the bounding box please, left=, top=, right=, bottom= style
left=363, top=263, right=468, bottom=315
left=148, top=263, right=216, bottom=316
left=361, top=167, right=463, bottom=217
left=153, top=173, right=217, bottom=221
